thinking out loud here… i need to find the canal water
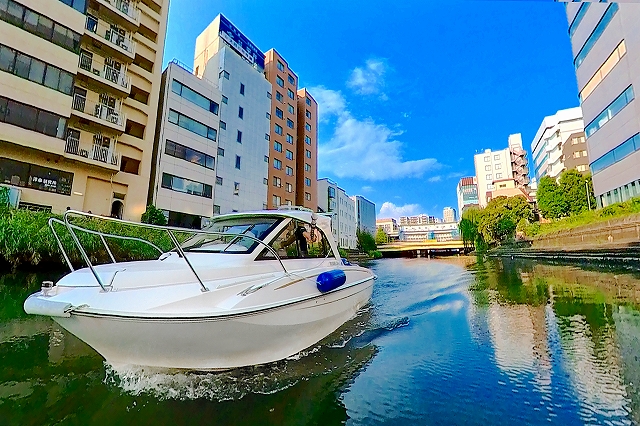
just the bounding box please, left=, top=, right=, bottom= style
left=1, top=257, right=640, bottom=425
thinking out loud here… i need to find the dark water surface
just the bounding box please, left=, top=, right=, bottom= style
left=1, top=258, right=640, bottom=425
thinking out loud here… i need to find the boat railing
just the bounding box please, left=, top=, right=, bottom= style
left=49, top=210, right=288, bottom=293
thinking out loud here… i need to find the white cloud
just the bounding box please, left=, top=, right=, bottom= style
left=378, top=202, right=421, bottom=219
left=348, top=59, right=388, bottom=98
left=361, top=186, right=374, bottom=193
left=310, top=87, right=441, bottom=181
left=446, top=172, right=466, bottom=179
left=428, top=176, right=442, bottom=183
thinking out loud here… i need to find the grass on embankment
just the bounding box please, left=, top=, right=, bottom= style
left=525, top=197, right=640, bottom=238
left=0, top=208, right=179, bottom=269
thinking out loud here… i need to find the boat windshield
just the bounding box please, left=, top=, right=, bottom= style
left=180, top=217, right=281, bottom=253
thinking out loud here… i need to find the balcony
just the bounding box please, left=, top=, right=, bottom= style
left=71, top=93, right=126, bottom=133
left=94, top=0, right=140, bottom=30
left=77, top=52, right=131, bottom=96
left=64, top=130, right=121, bottom=171
left=85, top=15, right=136, bottom=62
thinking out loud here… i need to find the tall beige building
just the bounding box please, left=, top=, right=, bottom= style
left=0, top=0, right=168, bottom=220
left=565, top=3, right=640, bottom=207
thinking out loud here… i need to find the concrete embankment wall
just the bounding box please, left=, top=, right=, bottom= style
left=532, top=213, right=640, bottom=250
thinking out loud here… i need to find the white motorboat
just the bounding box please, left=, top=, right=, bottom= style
left=24, top=209, right=375, bottom=370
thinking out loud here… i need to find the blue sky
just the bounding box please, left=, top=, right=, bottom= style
left=163, top=0, right=579, bottom=220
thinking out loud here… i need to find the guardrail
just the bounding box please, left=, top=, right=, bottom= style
left=49, top=210, right=288, bottom=293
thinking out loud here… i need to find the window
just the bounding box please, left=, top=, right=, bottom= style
left=274, top=141, right=283, bottom=152
left=168, top=109, right=217, bottom=141
left=306, top=150, right=311, bottom=159
left=286, top=149, right=293, bottom=160
left=305, top=110, right=311, bottom=119
left=288, top=74, right=295, bottom=85
left=273, top=195, right=281, bottom=206
left=484, top=165, right=491, bottom=171
left=286, top=183, right=293, bottom=193
left=487, top=184, right=493, bottom=190
left=0, top=95, right=66, bottom=138
left=217, top=147, right=225, bottom=156
left=171, top=79, right=219, bottom=115
left=263, top=178, right=268, bottom=185
left=222, top=95, right=228, bottom=104
left=0, top=43, right=73, bottom=95
left=486, top=174, right=492, bottom=180
left=580, top=41, right=627, bottom=102
left=277, top=60, right=284, bottom=72
left=286, top=134, right=294, bottom=144
left=267, top=91, right=272, bottom=99
left=266, top=112, right=270, bottom=119
left=287, top=118, right=294, bottom=129
left=493, top=154, right=500, bottom=160
left=581, top=150, right=588, bottom=157
left=213, top=205, right=221, bottom=214
left=306, top=97, right=311, bottom=106
left=235, top=155, right=241, bottom=169
left=216, top=176, right=223, bottom=185
left=265, top=133, right=270, bottom=141
left=165, top=140, right=215, bottom=170
left=569, top=2, right=590, bottom=37
left=220, top=121, right=226, bottom=130
left=162, top=173, right=212, bottom=198
left=236, top=130, right=242, bottom=143
left=288, top=104, right=294, bottom=114
left=577, top=165, right=588, bottom=172
left=234, top=182, right=240, bottom=195
left=286, top=166, right=293, bottom=176
left=495, top=163, right=501, bottom=170
left=585, top=86, right=634, bottom=137
left=496, top=173, right=502, bottom=179
left=274, top=124, right=283, bottom=135
left=305, top=177, right=311, bottom=186
left=591, top=133, right=640, bottom=174
left=264, top=155, right=269, bottom=162
left=484, top=156, right=490, bottom=162
left=305, top=163, right=311, bottom=172
left=276, top=91, right=283, bottom=102
left=276, top=76, right=284, bottom=87
left=305, top=123, right=311, bottom=131
left=240, top=83, right=245, bottom=95
left=221, top=70, right=230, bottom=79
left=120, top=156, right=140, bottom=175
left=574, top=3, right=619, bottom=69
left=238, top=106, right=243, bottom=119
left=0, top=3, right=80, bottom=53
left=273, top=176, right=281, bottom=187
left=305, top=135, right=311, bottom=145
left=305, top=192, right=311, bottom=201
left=0, top=157, right=73, bottom=196
left=287, top=89, right=294, bottom=99
left=275, top=107, right=283, bottom=119
left=274, top=158, right=282, bottom=169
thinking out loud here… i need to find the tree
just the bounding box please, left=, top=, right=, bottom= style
left=375, top=227, right=389, bottom=245
left=559, top=170, right=596, bottom=215
left=536, top=176, right=567, bottom=219
left=477, top=196, right=533, bottom=245
left=141, top=205, right=167, bottom=225
left=356, top=229, right=376, bottom=253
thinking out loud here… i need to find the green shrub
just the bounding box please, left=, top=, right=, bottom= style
left=141, top=205, right=167, bottom=225
left=338, top=248, right=348, bottom=258
left=368, top=250, right=382, bottom=259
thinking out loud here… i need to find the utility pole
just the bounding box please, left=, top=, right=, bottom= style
left=586, top=180, right=592, bottom=210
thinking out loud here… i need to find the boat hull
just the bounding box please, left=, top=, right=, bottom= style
left=53, top=279, right=374, bottom=370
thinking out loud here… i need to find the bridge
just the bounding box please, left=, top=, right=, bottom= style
left=377, top=240, right=466, bottom=256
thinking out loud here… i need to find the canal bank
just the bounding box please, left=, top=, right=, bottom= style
left=2, top=258, right=640, bottom=425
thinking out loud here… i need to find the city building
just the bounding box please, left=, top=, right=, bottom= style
left=400, top=222, right=460, bottom=242
left=457, top=176, right=479, bottom=214
left=191, top=14, right=270, bottom=214
left=263, top=50, right=318, bottom=210
left=565, top=3, right=640, bottom=207
left=443, top=206, right=457, bottom=223
left=352, top=195, right=376, bottom=235
left=149, top=61, right=221, bottom=227
left=0, top=0, right=169, bottom=219
left=376, top=218, right=400, bottom=240
left=399, top=214, right=439, bottom=226
left=531, top=107, right=586, bottom=181
left=474, top=133, right=530, bottom=207
left=317, top=178, right=356, bottom=249
left=486, top=178, right=533, bottom=205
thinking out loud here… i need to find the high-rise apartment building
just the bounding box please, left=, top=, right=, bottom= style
left=565, top=3, right=640, bottom=207
left=317, top=178, right=356, bottom=249
left=474, top=134, right=529, bottom=207
left=531, top=107, right=586, bottom=181
left=0, top=0, right=169, bottom=220
left=457, top=176, right=479, bottom=214
left=264, top=50, right=318, bottom=210
left=352, top=195, right=376, bottom=235
left=443, top=206, right=456, bottom=223
left=191, top=14, right=270, bottom=215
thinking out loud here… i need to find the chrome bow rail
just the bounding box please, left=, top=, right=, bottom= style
left=49, top=210, right=287, bottom=293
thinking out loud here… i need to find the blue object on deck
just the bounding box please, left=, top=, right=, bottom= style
left=316, top=270, right=347, bottom=293
left=341, top=258, right=352, bottom=266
